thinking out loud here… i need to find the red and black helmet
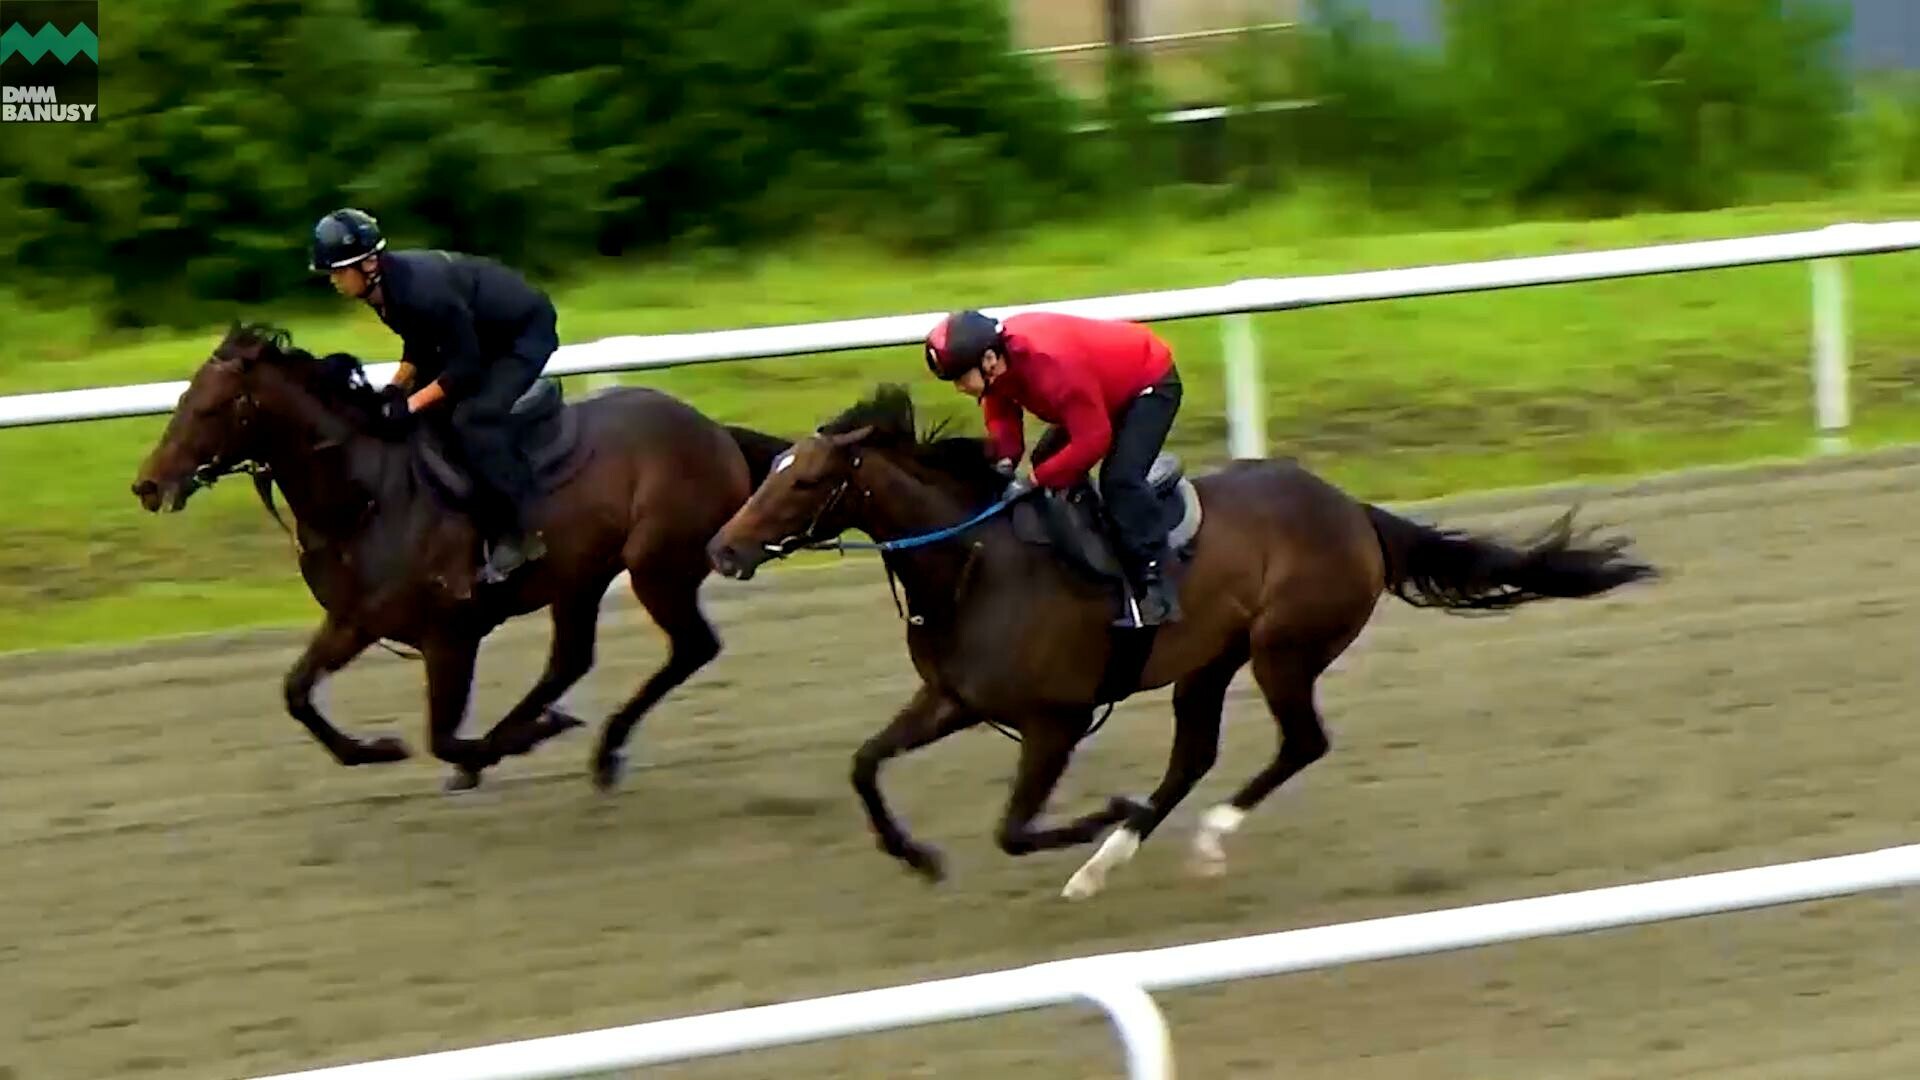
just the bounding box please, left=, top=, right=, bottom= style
left=924, top=309, right=1003, bottom=381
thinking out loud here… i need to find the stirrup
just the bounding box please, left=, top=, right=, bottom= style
left=478, top=532, right=546, bottom=584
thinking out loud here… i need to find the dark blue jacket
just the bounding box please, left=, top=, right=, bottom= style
left=374, top=250, right=552, bottom=399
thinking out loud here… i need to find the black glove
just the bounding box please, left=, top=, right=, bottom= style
left=377, top=392, right=412, bottom=436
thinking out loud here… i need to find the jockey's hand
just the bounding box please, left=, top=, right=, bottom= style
left=1003, top=473, right=1037, bottom=501
left=992, top=457, right=1017, bottom=479
left=377, top=393, right=412, bottom=435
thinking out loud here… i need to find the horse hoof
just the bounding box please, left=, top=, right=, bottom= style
left=901, top=843, right=947, bottom=884
left=592, top=753, right=626, bottom=792
left=1063, top=827, right=1142, bottom=901
left=350, top=736, right=411, bottom=765
left=444, top=768, right=482, bottom=794
left=542, top=708, right=587, bottom=734
left=1187, top=851, right=1229, bottom=879
left=1190, top=804, right=1244, bottom=877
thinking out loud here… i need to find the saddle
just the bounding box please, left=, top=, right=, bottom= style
left=411, top=378, right=592, bottom=510
left=1009, top=452, right=1203, bottom=624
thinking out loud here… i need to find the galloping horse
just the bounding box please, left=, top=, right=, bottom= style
left=133, top=322, right=789, bottom=791
left=706, top=385, right=1658, bottom=899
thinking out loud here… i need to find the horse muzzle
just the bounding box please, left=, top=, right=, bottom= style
left=707, top=540, right=761, bottom=582
left=131, top=477, right=193, bottom=513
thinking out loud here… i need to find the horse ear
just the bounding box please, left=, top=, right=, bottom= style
left=827, top=425, right=873, bottom=448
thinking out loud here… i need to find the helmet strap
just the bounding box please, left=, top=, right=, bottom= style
left=355, top=254, right=384, bottom=301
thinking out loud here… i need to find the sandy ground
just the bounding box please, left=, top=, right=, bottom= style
left=3, top=451, right=1917, bottom=1080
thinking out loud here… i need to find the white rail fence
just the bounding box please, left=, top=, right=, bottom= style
left=245, top=842, right=1920, bottom=1080
left=5, top=222, right=1919, bottom=462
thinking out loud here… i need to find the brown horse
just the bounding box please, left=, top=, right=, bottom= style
left=706, top=385, right=1658, bottom=899
left=133, top=323, right=789, bottom=791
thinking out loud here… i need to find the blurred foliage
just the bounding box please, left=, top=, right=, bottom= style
left=0, top=0, right=1890, bottom=329
left=1287, top=0, right=1855, bottom=214
left=0, top=0, right=1102, bottom=326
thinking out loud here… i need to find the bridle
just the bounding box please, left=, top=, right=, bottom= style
left=175, top=381, right=299, bottom=543
left=762, top=457, right=862, bottom=559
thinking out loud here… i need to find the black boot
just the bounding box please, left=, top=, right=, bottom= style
left=477, top=497, right=547, bottom=585
left=1115, top=554, right=1180, bottom=628
left=1135, top=558, right=1180, bottom=626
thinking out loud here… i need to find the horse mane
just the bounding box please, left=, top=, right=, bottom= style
left=226, top=321, right=386, bottom=425
left=820, top=384, right=1009, bottom=506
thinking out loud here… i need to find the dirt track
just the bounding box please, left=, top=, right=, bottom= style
left=4, top=453, right=1918, bottom=1080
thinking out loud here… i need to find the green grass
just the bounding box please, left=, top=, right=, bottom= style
left=5, top=186, right=1920, bottom=653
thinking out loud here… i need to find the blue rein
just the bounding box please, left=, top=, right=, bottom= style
left=829, top=492, right=1019, bottom=553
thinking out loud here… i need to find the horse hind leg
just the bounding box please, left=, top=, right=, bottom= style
left=590, top=552, right=720, bottom=790
left=452, top=587, right=604, bottom=790
left=1190, top=631, right=1341, bottom=879
left=1063, top=645, right=1244, bottom=901
left=423, top=634, right=496, bottom=793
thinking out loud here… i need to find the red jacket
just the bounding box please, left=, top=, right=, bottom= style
left=981, top=312, right=1174, bottom=489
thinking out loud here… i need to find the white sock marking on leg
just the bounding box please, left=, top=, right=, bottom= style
left=1063, top=828, right=1141, bottom=900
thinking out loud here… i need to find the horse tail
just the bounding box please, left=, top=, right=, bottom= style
left=1363, top=504, right=1658, bottom=612
left=724, top=425, right=793, bottom=488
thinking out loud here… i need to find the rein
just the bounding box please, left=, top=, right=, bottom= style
left=828, top=495, right=1017, bottom=554
left=757, top=465, right=1022, bottom=628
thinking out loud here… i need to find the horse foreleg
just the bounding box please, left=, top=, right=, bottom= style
left=591, top=567, right=720, bottom=790
left=423, top=633, right=493, bottom=792
left=474, top=591, right=598, bottom=761
left=993, top=714, right=1122, bottom=859
left=852, top=684, right=980, bottom=883
left=283, top=615, right=410, bottom=766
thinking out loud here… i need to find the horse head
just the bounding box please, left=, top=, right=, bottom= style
left=707, top=384, right=1004, bottom=580
left=132, top=321, right=380, bottom=513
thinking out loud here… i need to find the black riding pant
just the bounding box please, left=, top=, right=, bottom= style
left=445, top=308, right=559, bottom=534
left=1032, top=365, right=1183, bottom=572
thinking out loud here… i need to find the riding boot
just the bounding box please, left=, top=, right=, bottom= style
left=1114, top=549, right=1180, bottom=628
left=477, top=491, right=547, bottom=585
left=1134, top=556, right=1180, bottom=627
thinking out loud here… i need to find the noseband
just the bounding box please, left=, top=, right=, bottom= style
left=763, top=466, right=860, bottom=558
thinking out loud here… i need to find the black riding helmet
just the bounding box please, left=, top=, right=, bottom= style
left=924, top=309, right=1003, bottom=380
left=310, top=208, right=386, bottom=272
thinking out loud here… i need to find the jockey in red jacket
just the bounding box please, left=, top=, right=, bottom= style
left=924, top=309, right=1184, bottom=626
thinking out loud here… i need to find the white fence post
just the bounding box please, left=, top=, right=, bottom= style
left=1072, top=977, right=1173, bottom=1080
left=1810, top=257, right=1851, bottom=453
left=1222, top=309, right=1265, bottom=459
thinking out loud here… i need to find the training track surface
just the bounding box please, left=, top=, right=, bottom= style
left=4, top=451, right=1917, bottom=1079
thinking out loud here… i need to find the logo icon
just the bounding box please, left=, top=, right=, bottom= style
left=1, top=0, right=97, bottom=123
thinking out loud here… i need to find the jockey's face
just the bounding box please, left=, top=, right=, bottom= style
left=953, top=349, right=1004, bottom=400
left=328, top=256, right=379, bottom=300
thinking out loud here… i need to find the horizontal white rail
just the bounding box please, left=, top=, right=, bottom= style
left=244, top=842, right=1920, bottom=1080
left=1018, top=21, right=1299, bottom=56
left=5, top=222, right=1916, bottom=456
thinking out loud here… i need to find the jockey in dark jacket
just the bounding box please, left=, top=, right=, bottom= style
left=924, top=309, right=1184, bottom=626
left=310, top=207, right=557, bottom=583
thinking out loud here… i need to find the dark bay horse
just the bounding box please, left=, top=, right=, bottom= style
left=706, top=385, right=1658, bottom=899
left=133, top=323, right=789, bottom=791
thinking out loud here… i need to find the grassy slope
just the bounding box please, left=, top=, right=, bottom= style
left=4, top=188, right=1920, bottom=652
